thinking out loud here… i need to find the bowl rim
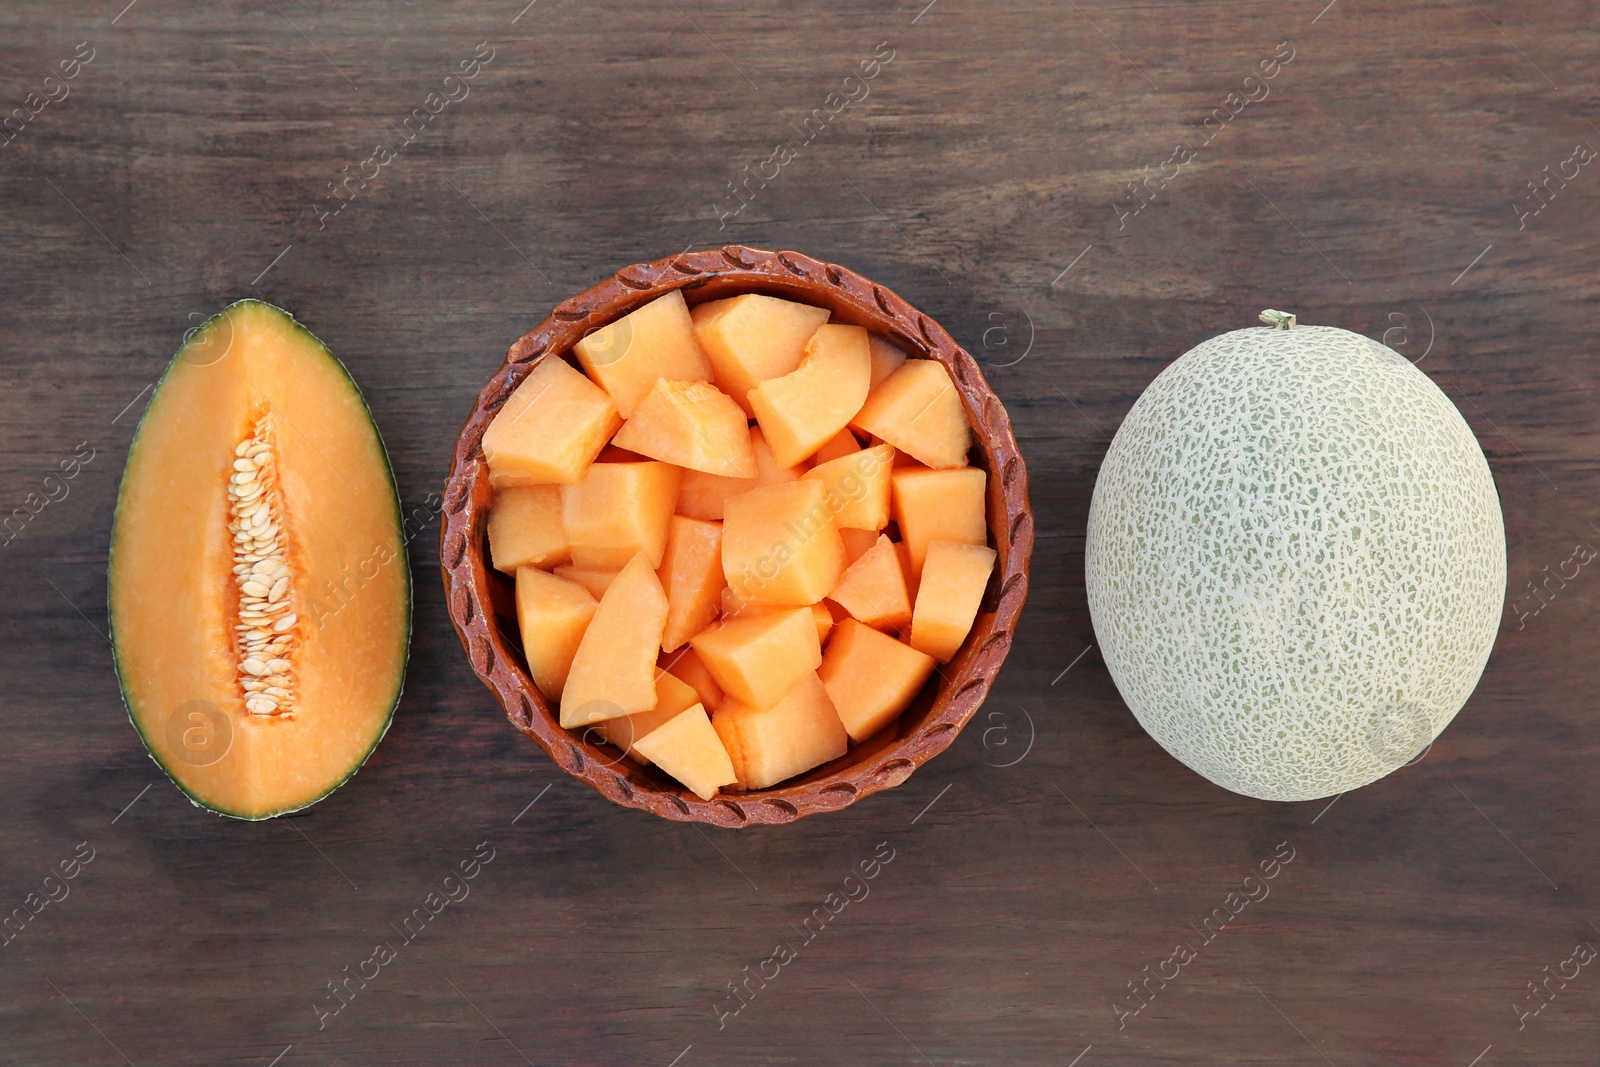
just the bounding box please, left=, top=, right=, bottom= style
left=440, top=244, right=1033, bottom=826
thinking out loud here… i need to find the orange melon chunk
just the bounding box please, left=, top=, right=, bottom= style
left=891, top=465, right=987, bottom=576
left=560, top=553, right=669, bottom=728
left=910, top=540, right=997, bottom=663
left=868, top=335, right=909, bottom=390
left=813, top=428, right=862, bottom=463
left=632, top=704, right=737, bottom=800
left=674, top=427, right=799, bottom=522
left=851, top=358, right=970, bottom=469
left=722, top=479, right=846, bottom=606
left=827, top=534, right=913, bottom=633
left=573, top=290, right=713, bottom=418
left=712, top=673, right=848, bottom=790
left=489, top=485, right=569, bottom=573
left=514, top=567, right=597, bottom=700
left=483, top=356, right=621, bottom=486
left=691, top=293, right=831, bottom=415
left=839, top=526, right=879, bottom=566
left=611, top=378, right=757, bottom=478
left=748, top=323, right=873, bottom=469
left=801, top=443, right=893, bottom=531
left=561, top=460, right=682, bottom=570
left=662, top=646, right=724, bottom=710
left=718, top=594, right=833, bottom=645
left=590, top=670, right=702, bottom=765
left=690, top=607, right=820, bottom=710
left=817, top=618, right=937, bottom=741
left=657, top=515, right=726, bottom=652
left=552, top=564, right=619, bottom=600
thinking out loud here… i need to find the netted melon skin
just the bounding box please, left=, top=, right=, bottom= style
left=1085, top=325, right=1505, bottom=802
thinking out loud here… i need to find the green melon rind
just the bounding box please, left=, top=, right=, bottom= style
left=108, top=299, right=412, bottom=821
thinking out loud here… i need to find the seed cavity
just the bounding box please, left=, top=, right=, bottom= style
left=229, top=425, right=297, bottom=717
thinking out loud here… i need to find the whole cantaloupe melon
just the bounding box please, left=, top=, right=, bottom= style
left=1085, top=314, right=1505, bottom=802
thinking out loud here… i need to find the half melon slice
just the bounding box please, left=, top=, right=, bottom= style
left=109, top=300, right=410, bottom=820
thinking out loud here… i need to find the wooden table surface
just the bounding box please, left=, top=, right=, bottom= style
left=2, top=2, right=1597, bottom=1064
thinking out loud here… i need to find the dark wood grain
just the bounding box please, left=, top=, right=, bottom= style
left=1, top=2, right=1596, bottom=1064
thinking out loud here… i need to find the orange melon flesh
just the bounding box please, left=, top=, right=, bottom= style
left=690, top=607, right=821, bottom=710
left=748, top=324, right=873, bottom=468
left=611, top=378, right=757, bottom=478
left=488, top=485, right=569, bottom=573
left=910, top=540, right=997, bottom=663
left=590, top=670, right=701, bottom=765
left=894, top=540, right=922, bottom=606
left=552, top=564, right=619, bottom=600
left=868, top=335, right=909, bottom=390
left=661, top=646, right=724, bottom=710
left=851, top=358, right=970, bottom=470
left=712, top=673, right=848, bottom=790
left=515, top=567, right=597, bottom=699
left=828, top=534, right=913, bottom=633
left=812, top=428, right=862, bottom=464
left=722, top=479, right=846, bottom=606
left=560, top=460, right=682, bottom=570
left=718, top=594, right=833, bottom=645
left=891, top=465, right=988, bottom=576
left=673, top=427, right=799, bottom=522
left=839, top=526, right=879, bottom=566
left=573, top=290, right=713, bottom=418
left=801, top=443, right=894, bottom=531
left=817, top=619, right=937, bottom=741
left=632, top=704, right=738, bottom=800
left=657, top=515, right=726, bottom=652
left=483, top=356, right=621, bottom=486
left=691, top=293, right=831, bottom=415
left=560, top=553, right=669, bottom=727
left=108, top=300, right=409, bottom=819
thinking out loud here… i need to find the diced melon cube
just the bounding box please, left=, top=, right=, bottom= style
left=573, top=290, right=713, bottom=418
left=827, top=534, right=912, bottom=633
left=560, top=553, right=669, bottom=727
left=690, top=606, right=821, bottom=710
left=514, top=567, right=597, bottom=700
left=590, top=670, right=702, bottom=765
left=657, top=515, right=726, bottom=652
left=633, top=703, right=738, bottom=800
left=691, top=293, right=831, bottom=415
left=712, top=673, right=848, bottom=790
left=839, top=526, right=879, bottom=566
left=868, top=335, right=909, bottom=390
left=561, top=461, right=682, bottom=570
left=611, top=379, right=757, bottom=478
left=674, top=427, right=799, bottom=521
left=891, top=465, right=987, bottom=576
left=801, top=443, right=893, bottom=531
left=893, top=539, right=921, bottom=605
left=483, top=357, right=621, bottom=485
left=489, top=485, right=569, bottom=573
left=662, top=646, right=724, bottom=710
left=851, top=358, right=970, bottom=469
left=752, top=424, right=807, bottom=483
left=718, top=593, right=833, bottom=645
left=722, top=479, right=846, bottom=606
left=818, top=618, right=937, bottom=741
left=553, top=564, right=619, bottom=600
left=813, top=428, right=862, bottom=463
left=910, top=540, right=998, bottom=663
left=748, top=324, right=872, bottom=468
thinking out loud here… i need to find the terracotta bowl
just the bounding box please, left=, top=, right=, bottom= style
left=441, top=245, right=1033, bottom=826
